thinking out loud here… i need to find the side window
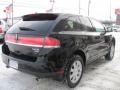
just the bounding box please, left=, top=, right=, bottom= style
left=79, top=17, right=93, bottom=31
left=69, top=17, right=85, bottom=31
left=54, top=19, right=74, bottom=32
left=90, top=19, right=105, bottom=32
left=54, top=16, right=87, bottom=32
left=73, top=17, right=85, bottom=31
left=67, top=20, right=74, bottom=29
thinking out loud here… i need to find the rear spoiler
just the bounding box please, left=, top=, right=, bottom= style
left=22, top=13, right=59, bottom=21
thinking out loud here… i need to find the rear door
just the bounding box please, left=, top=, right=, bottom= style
left=5, top=14, right=58, bottom=59
left=90, top=18, right=109, bottom=55
left=79, top=17, right=106, bottom=61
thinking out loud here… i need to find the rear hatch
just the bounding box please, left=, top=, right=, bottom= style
left=5, top=14, right=60, bottom=61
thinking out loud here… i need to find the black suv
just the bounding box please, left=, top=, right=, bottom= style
left=2, top=13, right=115, bottom=88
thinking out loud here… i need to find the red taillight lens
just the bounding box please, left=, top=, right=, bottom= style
left=0, top=26, right=3, bottom=33
left=18, top=36, right=44, bottom=47
left=5, top=34, right=16, bottom=42
left=44, top=37, right=60, bottom=48
left=5, top=34, right=60, bottom=48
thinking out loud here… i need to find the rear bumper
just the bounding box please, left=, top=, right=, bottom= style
left=2, top=53, right=64, bottom=79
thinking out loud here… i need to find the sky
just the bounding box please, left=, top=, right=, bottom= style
left=0, top=0, right=119, bottom=21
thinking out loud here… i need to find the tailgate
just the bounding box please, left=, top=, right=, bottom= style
left=4, top=13, right=59, bottom=60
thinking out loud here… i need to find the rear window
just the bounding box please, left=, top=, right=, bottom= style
left=7, top=20, right=54, bottom=35
left=7, top=14, right=58, bottom=35
left=7, top=20, right=55, bottom=35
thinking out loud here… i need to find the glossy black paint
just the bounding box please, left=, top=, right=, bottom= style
left=2, top=13, right=115, bottom=80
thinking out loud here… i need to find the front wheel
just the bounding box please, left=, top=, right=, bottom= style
left=105, top=42, right=115, bottom=60
left=66, top=55, right=84, bottom=88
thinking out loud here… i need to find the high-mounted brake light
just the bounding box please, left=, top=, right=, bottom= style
left=5, top=34, right=60, bottom=48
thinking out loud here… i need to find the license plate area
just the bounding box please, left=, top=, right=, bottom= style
left=9, top=60, right=18, bottom=69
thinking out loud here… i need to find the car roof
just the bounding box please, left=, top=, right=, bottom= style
left=22, top=13, right=85, bottom=20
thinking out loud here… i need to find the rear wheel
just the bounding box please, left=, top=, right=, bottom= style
left=105, top=42, right=115, bottom=60
left=0, top=39, right=4, bottom=43
left=66, top=55, right=84, bottom=88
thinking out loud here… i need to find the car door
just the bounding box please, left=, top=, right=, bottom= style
left=89, top=18, right=109, bottom=60
left=78, top=17, right=108, bottom=62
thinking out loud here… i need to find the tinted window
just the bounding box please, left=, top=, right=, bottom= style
left=7, top=20, right=54, bottom=35
left=70, top=17, right=85, bottom=31
left=54, top=17, right=85, bottom=32
left=79, top=17, right=93, bottom=31
left=90, top=19, right=105, bottom=32
left=54, top=19, right=73, bottom=31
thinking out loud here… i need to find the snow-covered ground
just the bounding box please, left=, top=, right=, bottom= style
left=0, top=32, right=120, bottom=90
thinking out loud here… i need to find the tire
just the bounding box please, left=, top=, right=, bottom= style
left=105, top=42, right=115, bottom=60
left=0, top=39, right=4, bottom=43
left=66, top=55, right=84, bottom=88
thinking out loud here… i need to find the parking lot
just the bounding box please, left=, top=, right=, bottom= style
left=0, top=32, right=120, bottom=90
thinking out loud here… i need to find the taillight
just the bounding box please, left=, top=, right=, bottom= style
left=0, top=26, right=3, bottom=33
left=44, top=37, right=60, bottom=48
left=18, top=36, right=44, bottom=47
left=5, top=34, right=16, bottom=42
left=5, top=34, right=60, bottom=48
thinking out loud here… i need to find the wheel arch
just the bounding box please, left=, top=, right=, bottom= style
left=73, top=50, right=86, bottom=66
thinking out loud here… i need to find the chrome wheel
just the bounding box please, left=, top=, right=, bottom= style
left=70, top=60, right=82, bottom=84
